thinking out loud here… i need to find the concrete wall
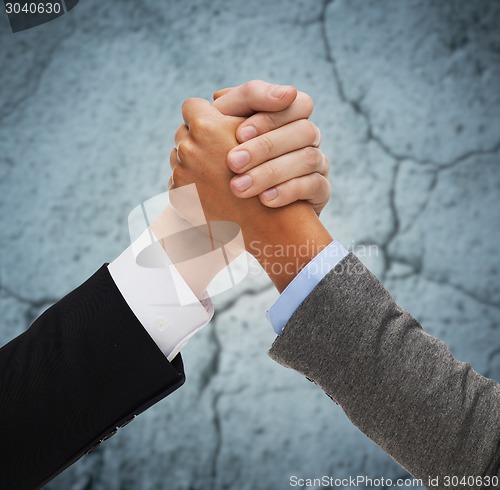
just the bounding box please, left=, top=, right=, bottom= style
left=1, top=1, right=499, bottom=489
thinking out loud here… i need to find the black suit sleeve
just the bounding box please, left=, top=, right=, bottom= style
left=0, top=265, right=186, bottom=490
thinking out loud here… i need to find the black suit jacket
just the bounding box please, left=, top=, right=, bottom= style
left=0, top=265, right=185, bottom=490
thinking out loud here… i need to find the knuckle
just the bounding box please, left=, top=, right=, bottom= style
left=181, top=98, right=194, bottom=114
left=177, top=140, right=195, bottom=161
left=174, top=124, right=185, bottom=141
left=190, top=116, right=211, bottom=133
left=266, top=160, right=279, bottom=180
left=325, top=177, right=332, bottom=195
left=169, top=148, right=178, bottom=168
left=287, top=176, right=301, bottom=197
left=315, top=127, right=322, bottom=146
left=303, top=147, right=323, bottom=171
left=257, top=135, right=274, bottom=155
left=297, top=91, right=314, bottom=116
left=306, top=121, right=320, bottom=144
left=241, top=79, right=261, bottom=98
left=263, top=112, right=279, bottom=130
left=260, top=195, right=280, bottom=208
left=176, top=142, right=187, bottom=160
left=322, top=154, right=330, bottom=176
left=316, top=173, right=332, bottom=196
left=297, top=118, right=316, bottom=142
left=312, top=175, right=331, bottom=214
left=280, top=177, right=302, bottom=194
left=171, top=165, right=183, bottom=187
left=240, top=82, right=251, bottom=99
left=317, top=172, right=329, bottom=185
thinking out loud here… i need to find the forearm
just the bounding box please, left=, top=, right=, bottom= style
left=269, top=254, right=500, bottom=483
left=152, top=205, right=238, bottom=299
left=0, top=266, right=185, bottom=489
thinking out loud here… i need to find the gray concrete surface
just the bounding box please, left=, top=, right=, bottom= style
left=1, top=0, right=499, bottom=489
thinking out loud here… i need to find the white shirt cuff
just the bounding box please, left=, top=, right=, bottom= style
left=108, top=230, right=213, bottom=361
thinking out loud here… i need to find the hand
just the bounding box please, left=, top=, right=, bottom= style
left=171, top=98, right=333, bottom=292
left=212, top=80, right=331, bottom=215
left=171, top=99, right=262, bottom=227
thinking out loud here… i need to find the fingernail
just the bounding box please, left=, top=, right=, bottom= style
left=228, top=150, right=250, bottom=170
left=232, top=175, right=253, bottom=192
left=261, top=188, right=278, bottom=201
left=270, top=85, right=290, bottom=99
left=239, top=125, right=258, bottom=142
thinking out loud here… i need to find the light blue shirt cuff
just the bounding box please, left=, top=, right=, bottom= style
left=266, top=240, right=348, bottom=335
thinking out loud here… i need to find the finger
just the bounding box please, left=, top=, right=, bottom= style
left=322, top=154, right=330, bottom=178
left=230, top=147, right=327, bottom=198
left=258, top=173, right=331, bottom=215
left=169, top=149, right=182, bottom=189
left=213, top=80, right=297, bottom=117
left=169, top=148, right=178, bottom=170
left=182, top=97, right=220, bottom=128
left=236, top=91, right=314, bottom=142
left=174, top=124, right=189, bottom=148
left=213, top=87, right=233, bottom=100
left=170, top=165, right=182, bottom=190
left=227, top=119, right=321, bottom=173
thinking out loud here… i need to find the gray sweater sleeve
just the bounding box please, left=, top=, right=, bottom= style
left=268, top=253, right=500, bottom=485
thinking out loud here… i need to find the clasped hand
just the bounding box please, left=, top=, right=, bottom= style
left=170, top=80, right=331, bottom=234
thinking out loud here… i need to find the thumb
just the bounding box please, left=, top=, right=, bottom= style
left=182, top=98, right=223, bottom=127
left=213, top=87, right=234, bottom=100
left=213, top=80, right=297, bottom=117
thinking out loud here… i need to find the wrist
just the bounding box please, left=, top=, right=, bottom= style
left=242, top=202, right=333, bottom=292
left=152, top=206, right=226, bottom=299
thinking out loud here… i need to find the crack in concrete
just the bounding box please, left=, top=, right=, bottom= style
left=0, top=2, right=497, bottom=485
left=379, top=161, right=402, bottom=281
left=390, top=140, right=500, bottom=241
left=210, top=387, right=223, bottom=490
left=287, top=4, right=326, bottom=28
left=198, top=322, right=222, bottom=398
left=0, top=284, right=58, bottom=330
left=398, top=170, right=439, bottom=235
left=433, top=139, right=500, bottom=170
left=319, top=0, right=500, bottom=313
left=0, top=284, right=57, bottom=308
left=386, top=257, right=422, bottom=280
left=383, top=142, right=500, bottom=307
left=209, top=384, right=249, bottom=490
left=209, top=353, right=248, bottom=490
left=198, top=282, right=273, bottom=396
left=383, top=141, right=500, bottom=287
left=421, top=274, right=500, bottom=311
left=319, top=0, right=500, bottom=169
left=199, top=283, right=272, bottom=490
